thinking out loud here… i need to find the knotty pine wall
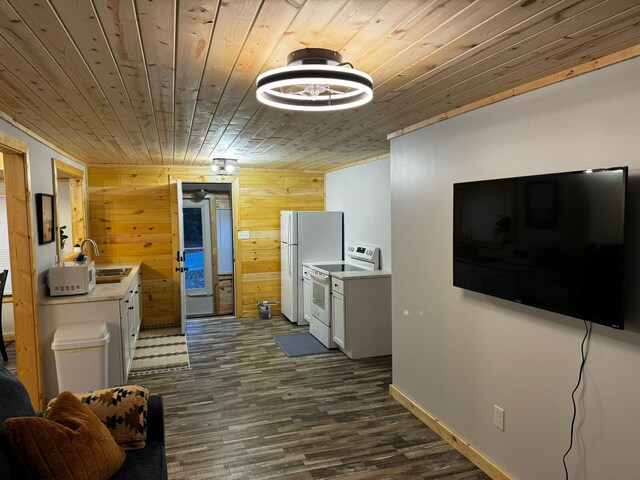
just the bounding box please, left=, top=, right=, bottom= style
left=88, top=167, right=324, bottom=326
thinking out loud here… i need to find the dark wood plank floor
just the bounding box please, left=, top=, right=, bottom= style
left=129, top=316, right=491, bottom=480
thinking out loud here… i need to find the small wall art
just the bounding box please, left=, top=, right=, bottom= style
left=36, top=193, right=55, bottom=244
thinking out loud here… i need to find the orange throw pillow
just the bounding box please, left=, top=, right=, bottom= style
left=3, top=391, right=125, bottom=480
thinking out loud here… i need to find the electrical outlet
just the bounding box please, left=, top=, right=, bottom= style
left=238, top=230, right=250, bottom=239
left=494, top=405, right=505, bottom=431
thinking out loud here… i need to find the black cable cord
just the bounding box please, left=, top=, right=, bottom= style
left=562, top=319, right=592, bottom=480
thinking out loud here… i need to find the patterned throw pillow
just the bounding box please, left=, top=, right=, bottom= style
left=47, top=385, right=149, bottom=450
left=4, top=391, right=125, bottom=480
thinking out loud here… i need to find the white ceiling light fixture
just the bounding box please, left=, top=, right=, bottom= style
left=256, top=48, right=373, bottom=112
left=210, top=158, right=240, bottom=176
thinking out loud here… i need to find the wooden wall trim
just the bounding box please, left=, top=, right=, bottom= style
left=389, top=384, right=512, bottom=480
left=53, top=158, right=84, bottom=178
left=0, top=128, right=28, bottom=154
left=388, top=44, right=640, bottom=140
left=209, top=195, right=220, bottom=315
left=231, top=178, right=241, bottom=317
left=3, top=150, right=43, bottom=409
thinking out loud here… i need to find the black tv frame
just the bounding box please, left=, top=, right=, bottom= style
left=453, top=167, right=628, bottom=329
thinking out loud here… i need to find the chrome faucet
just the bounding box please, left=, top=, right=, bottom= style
left=79, top=238, right=100, bottom=258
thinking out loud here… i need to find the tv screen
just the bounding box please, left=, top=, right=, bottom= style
left=453, top=167, right=627, bottom=329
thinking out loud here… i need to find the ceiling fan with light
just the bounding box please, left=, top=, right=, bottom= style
left=256, top=48, right=373, bottom=111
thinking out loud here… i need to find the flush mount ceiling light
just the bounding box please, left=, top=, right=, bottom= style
left=210, top=158, right=240, bottom=176
left=256, top=48, right=373, bottom=111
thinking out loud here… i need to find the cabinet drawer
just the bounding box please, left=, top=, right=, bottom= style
left=331, top=277, right=344, bottom=294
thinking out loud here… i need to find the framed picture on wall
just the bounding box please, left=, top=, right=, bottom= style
left=36, top=193, right=55, bottom=245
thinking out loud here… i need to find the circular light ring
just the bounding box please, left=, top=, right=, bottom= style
left=256, top=65, right=373, bottom=111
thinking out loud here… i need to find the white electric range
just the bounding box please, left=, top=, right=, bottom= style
left=302, top=244, right=381, bottom=348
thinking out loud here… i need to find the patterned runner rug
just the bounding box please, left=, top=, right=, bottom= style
left=129, top=327, right=191, bottom=377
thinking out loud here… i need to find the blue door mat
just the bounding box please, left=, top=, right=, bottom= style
left=273, top=332, right=330, bottom=357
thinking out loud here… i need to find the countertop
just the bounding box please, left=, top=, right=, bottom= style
left=302, top=261, right=391, bottom=280
left=39, top=263, right=141, bottom=306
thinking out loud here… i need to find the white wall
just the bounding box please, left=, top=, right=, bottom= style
left=0, top=119, right=86, bottom=340
left=0, top=118, right=86, bottom=287
left=325, top=158, right=392, bottom=269
left=390, top=57, right=640, bottom=480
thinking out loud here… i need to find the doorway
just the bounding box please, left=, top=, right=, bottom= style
left=0, top=133, right=43, bottom=409
left=181, top=183, right=234, bottom=318
left=51, top=159, right=86, bottom=263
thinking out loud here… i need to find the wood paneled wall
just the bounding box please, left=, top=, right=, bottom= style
left=88, top=167, right=324, bottom=325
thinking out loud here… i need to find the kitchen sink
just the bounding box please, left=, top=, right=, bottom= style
left=96, top=268, right=132, bottom=280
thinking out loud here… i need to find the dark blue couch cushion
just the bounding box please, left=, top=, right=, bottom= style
left=112, top=441, right=167, bottom=480
left=0, top=366, right=36, bottom=479
left=0, top=366, right=167, bottom=479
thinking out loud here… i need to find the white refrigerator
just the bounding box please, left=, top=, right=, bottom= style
left=281, top=211, right=343, bottom=324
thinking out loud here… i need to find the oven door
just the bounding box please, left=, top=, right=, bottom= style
left=310, top=271, right=330, bottom=326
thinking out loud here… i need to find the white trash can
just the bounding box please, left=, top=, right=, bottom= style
left=51, top=322, right=110, bottom=393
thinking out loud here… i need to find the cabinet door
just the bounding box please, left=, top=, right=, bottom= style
left=136, top=273, right=143, bottom=325
left=120, top=308, right=132, bottom=380
left=303, top=279, right=313, bottom=323
left=332, top=292, right=345, bottom=348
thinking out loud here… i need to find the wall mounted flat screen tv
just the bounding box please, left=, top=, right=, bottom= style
left=453, top=167, right=627, bottom=329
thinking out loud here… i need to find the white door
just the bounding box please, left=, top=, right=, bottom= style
left=170, top=179, right=187, bottom=334
left=183, top=199, right=214, bottom=316
left=280, top=210, right=297, bottom=245
left=281, top=243, right=299, bottom=322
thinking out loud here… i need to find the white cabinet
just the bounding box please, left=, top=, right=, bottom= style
left=331, top=289, right=345, bottom=348
left=40, top=265, right=142, bottom=401
left=120, top=279, right=142, bottom=380
left=330, top=273, right=391, bottom=359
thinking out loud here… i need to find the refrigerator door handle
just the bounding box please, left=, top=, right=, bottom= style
left=288, top=214, right=292, bottom=244
left=289, top=245, right=292, bottom=277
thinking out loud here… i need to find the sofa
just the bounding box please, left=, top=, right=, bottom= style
left=0, top=366, right=168, bottom=479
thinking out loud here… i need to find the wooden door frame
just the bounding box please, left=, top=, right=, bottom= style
left=209, top=195, right=220, bottom=314
left=171, top=176, right=241, bottom=320
left=230, top=178, right=241, bottom=316
left=51, top=158, right=87, bottom=263
left=0, top=131, right=43, bottom=409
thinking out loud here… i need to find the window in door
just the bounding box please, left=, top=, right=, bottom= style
left=183, top=205, right=207, bottom=291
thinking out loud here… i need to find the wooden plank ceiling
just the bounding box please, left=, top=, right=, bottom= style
left=0, top=0, right=638, bottom=171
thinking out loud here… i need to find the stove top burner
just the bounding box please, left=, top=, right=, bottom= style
left=312, top=263, right=365, bottom=273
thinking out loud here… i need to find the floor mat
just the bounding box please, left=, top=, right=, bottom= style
left=129, top=327, right=191, bottom=376
left=273, top=332, right=330, bottom=357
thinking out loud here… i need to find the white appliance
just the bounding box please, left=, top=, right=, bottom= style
left=281, top=210, right=343, bottom=325
left=303, top=243, right=380, bottom=348
left=47, top=261, right=96, bottom=296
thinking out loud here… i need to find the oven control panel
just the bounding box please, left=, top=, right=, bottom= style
left=347, top=243, right=380, bottom=267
